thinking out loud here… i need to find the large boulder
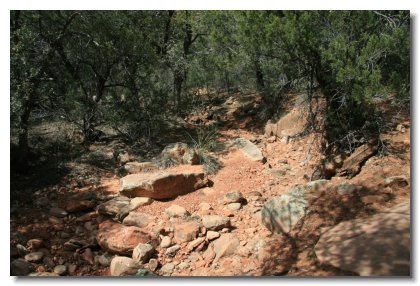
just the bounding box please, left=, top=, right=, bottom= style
left=120, top=169, right=208, bottom=199
left=315, top=202, right=410, bottom=276
left=261, top=180, right=331, bottom=234
left=96, top=221, right=151, bottom=255
left=231, top=138, right=266, bottom=163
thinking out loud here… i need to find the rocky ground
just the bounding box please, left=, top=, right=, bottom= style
left=10, top=92, right=411, bottom=277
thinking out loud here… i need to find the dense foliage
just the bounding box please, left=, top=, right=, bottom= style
left=10, top=11, right=410, bottom=169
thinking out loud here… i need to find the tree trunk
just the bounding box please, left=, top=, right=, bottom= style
left=174, top=71, right=184, bottom=110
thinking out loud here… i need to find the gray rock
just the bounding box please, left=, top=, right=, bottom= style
left=261, top=186, right=308, bottom=234
left=135, top=268, right=156, bottom=276
left=202, top=215, right=230, bottom=231
left=132, top=243, right=154, bottom=264
left=95, top=253, right=112, bottom=267
left=165, top=245, right=181, bottom=257
left=160, top=236, right=172, bottom=248
left=148, top=258, right=159, bottom=272
left=11, top=259, right=35, bottom=276
left=24, top=251, right=44, bottom=263
left=221, top=191, right=244, bottom=205
left=53, top=265, right=67, bottom=276
left=110, top=256, right=140, bottom=276
left=315, top=202, right=410, bottom=276
left=231, top=138, right=266, bottom=163
left=49, top=207, right=68, bottom=218
left=160, top=262, right=175, bottom=274
left=178, top=261, right=190, bottom=270
left=123, top=212, right=150, bottom=227
left=227, top=203, right=242, bottom=211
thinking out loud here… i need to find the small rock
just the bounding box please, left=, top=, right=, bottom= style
left=173, top=221, right=200, bottom=243
left=160, top=263, right=175, bottom=274
left=199, top=202, right=212, bottom=211
left=187, top=237, right=206, bottom=251
left=49, top=207, right=68, bottom=218
left=148, top=258, right=159, bottom=272
left=26, top=239, right=44, bottom=250
left=165, top=245, right=181, bottom=257
left=206, top=231, right=220, bottom=241
left=160, top=236, right=172, bottom=248
left=53, top=265, right=67, bottom=276
left=178, top=261, right=190, bottom=270
left=81, top=248, right=94, bottom=265
left=165, top=205, right=189, bottom=218
left=49, top=216, right=63, bottom=224
left=67, top=264, right=77, bottom=275
left=130, top=197, right=153, bottom=208
left=221, top=191, right=244, bottom=205
left=122, top=212, right=150, bottom=227
left=110, top=256, right=140, bottom=276
left=135, top=268, right=156, bottom=276
left=95, top=253, right=112, bottom=267
left=213, top=233, right=240, bottom=262
left=24, top=251, right=44, bottom=263
left=16, top=244, right=28, bottom=256
left=11, top=259, right=35, bottom=276
left=227, top=203, right=242, bottom=211
left=132, top=243, right=154, bottom=264
left=202, top=215, right=230, bottom=231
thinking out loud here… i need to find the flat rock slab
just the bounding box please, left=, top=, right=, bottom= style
left=120, top=169, right=207, bottom=199
left=96, top=221, right=151, bottom=255
left=315, top=202, right=410, bottom=276
left=230, top=138, right=266, bottom=163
